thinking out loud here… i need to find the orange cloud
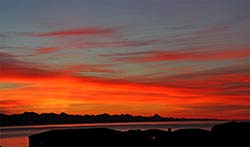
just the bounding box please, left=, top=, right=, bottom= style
left=1, top=64, right=249, bottom=120
left=0, top=53, right=196, bottom=116
left=0, top=72, right=193, bottom=115
left=0, top=52, right=249, bottom=120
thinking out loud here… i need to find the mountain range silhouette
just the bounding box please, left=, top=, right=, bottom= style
left=0, top=112, right=219, bottom=126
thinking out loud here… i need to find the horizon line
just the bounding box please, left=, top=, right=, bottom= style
left=1, top=111, right=233, bottom=121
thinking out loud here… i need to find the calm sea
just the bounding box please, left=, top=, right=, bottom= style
left=0, top=121, right=227, bottom=147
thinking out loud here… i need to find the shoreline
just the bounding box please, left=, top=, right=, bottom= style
left=0, top=119, right=228, bottom=128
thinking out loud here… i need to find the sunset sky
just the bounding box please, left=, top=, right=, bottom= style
left=0, top=0, right=249, bottom=120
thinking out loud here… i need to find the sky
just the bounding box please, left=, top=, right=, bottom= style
left=0, top=0, right=249, bottom=120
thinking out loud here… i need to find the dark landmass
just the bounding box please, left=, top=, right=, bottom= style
left=29, top=121, right=250, bottom=146
left=0, top=112, right=220, bottom=126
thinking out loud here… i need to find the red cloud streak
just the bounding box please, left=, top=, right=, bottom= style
left=108, top=48, right=249, bottom=62
left=32, top=28, right=115, bottom=37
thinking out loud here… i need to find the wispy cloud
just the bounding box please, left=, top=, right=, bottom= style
left=34, top=47, right=61, bottom=55
left=104, top=48, right=249, bottom=62
left=0, top=45, right=34, bottom=50
left=29, top=39, right=158, bottom=55
left=30, top=27, right=116, bottom=37
left=0, top=52, right=60, bottom=78
left=152, top=64, right=250, bottom=100
left=63, top=64, right=117, bottom=74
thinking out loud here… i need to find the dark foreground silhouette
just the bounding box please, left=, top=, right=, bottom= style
left=29, top=121, right=250, bottom=146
